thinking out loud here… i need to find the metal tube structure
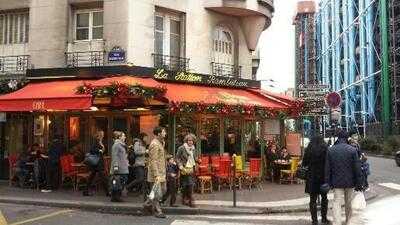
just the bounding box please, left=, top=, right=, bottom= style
left=366, top=0, right=375, bottom=120
left=359, top=0, right=368, bottom=137
left=316, top=0, right=383, bottom=136
left=304, top=17, right=309, bottom=84
left=380, top=0, right=391, bottom=136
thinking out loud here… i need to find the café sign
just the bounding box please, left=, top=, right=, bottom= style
left=154, top=69, right=260, bottom=89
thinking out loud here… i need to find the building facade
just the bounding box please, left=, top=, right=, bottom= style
left=0, top=1, right=294, bottom=180
left=0, top=0, right=274, bottom=79
left=293, top=0, right=317, bottom=97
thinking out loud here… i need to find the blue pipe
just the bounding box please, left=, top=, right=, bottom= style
left=331, top=1, right=336, bottom=90
left=359, top=0, right=368, bottom=133
left=342, top=0, right=350, bottom=129
left=366, top=0, right=375, bottom=120
left=348, top=0, right=356, bottom=126
left=335, top=0, right=341, bottom=92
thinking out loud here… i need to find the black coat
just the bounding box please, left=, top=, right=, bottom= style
left=89, top=140, right=105, bottom=171
left=325, top=139, right=362, bottom=189
left=303, top=143, right=327, bottom=194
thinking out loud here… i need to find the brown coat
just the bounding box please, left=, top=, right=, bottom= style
left=147, top=138, right=166, bottom=183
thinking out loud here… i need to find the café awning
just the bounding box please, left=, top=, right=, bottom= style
left=0, top=80, right=91, bottom=112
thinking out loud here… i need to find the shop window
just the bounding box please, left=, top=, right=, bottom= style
left=175, top=115, right=197, bottom=148
left=243, top=120, right=261, bottom=161
left=92, top=117, right=108, bottom=154
left=0, top=11, right=29, bottom=45
left=113, top=117, right=127, bottom=134
left=33, top=115, right=45, bottom=147
left=200, top=117, right=220, bottom=155
left=74, top=10, right=103, bottom=41
left=224, top=118, right=241, bottom=156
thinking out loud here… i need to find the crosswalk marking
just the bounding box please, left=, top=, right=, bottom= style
left=9, top=209, right=73, bottom=225
left=378, top=183, right=400, bottom=191
left=182, top=214, right=311, bottom=221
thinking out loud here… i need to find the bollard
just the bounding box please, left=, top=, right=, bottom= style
left=232, top=155, right=237, bottom=207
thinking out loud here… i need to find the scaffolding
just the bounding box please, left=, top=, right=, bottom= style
left=390, top=0, right=400, bottom=133
left=316, top=0, right=391, bottom=136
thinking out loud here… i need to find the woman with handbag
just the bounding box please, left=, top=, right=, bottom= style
left=176, top=133, right=198, bottom=208
left=83, top=130, right=109, bottom=197
left=302, top=135, right=329, bottom=225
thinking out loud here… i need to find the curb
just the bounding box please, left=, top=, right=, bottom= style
left=365, top=152, right=395, bottom=159
left=0, top=191, right=378, bottom=215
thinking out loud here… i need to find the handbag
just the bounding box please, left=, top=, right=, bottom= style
left=351, top=191, right=367, bottom=210
left=296, top=166, right=308, bottom=180
left=320, top=183, right=330, bottom=194
left=148, top=182, right=162, bottom=200
left=83, top=153, right=100, bottom=167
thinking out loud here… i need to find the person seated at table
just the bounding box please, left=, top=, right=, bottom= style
left=70, top=142, right=85, bottom=163
left=15, top=149, right=31, bottom=187
left=279, top=147, right=291, bottom=161
left=28, top=143, right=49, bottom=188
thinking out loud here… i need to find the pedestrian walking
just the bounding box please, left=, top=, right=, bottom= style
left=110, top=131, right=129, bottom=202
left=83, top=130, right=109, bottom=197
left=302, top=135, right=329, bottom=225
left=126, top=133, right=148, bottom=194
left=349, top=132, right=370, bottom=191
left=143, top=126, right=167, bottom=219
left=176, top=133, right=198, bottom=208
left=325, top=130, right=363, bottom=225
left=43, top=137, right=64, bottom=192
left=161, top=154, right=179, bottom=207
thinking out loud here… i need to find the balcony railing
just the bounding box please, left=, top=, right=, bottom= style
left=65, top=51, right=105, bottom=68
left=0, top=55, right=30, bottom=74
left=152, top=54, right=189, bottom=71
left=211, top=62, right=242, bottom=78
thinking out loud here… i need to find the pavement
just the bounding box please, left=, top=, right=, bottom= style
left=0, top=180, right=379, bottom=216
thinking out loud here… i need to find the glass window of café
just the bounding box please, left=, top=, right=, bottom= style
left=68, top=115, right=88, bottom=162
left=200, top=117, right=220, bottom=155
left=175, top=115, right=197, bottom=148
left=224, top=118, right=241, bottom=156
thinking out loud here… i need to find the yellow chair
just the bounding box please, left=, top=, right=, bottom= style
left=233, top=155, right=243, bottom=189
left=279, top=158, right=299, bottom=184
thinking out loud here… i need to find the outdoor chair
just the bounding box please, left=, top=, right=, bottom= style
left=279, top=158, right=300, bottom=184
left=244, top=158, right=262, bottom=190
left=214, top=159, right=232, bottom=191
left=210, top=155, right=220, bottom=173
left=60, top=154, right=76, bottom=187
left=197, top=155, right=211, bottom=176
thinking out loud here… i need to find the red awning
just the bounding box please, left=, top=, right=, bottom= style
left=91, top=76, right=290, bottom=109
left=0, top=80, right=91, bottom=111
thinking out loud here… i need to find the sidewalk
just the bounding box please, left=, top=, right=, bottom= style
left=0, top=182, right=378, bottom=215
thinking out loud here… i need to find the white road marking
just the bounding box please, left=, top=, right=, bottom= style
left=195, top=193, right=334, bottom=208
left=181, top=214, right=311, bottom=221
left=378, top=183, right=400, bottom=191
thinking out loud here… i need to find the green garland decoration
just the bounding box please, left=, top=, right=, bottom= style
left=76, top=82, right=166, bottom=99
left=0, top=79, right=28, bottom=95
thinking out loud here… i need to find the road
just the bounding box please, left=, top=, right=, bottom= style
left=0, top=156, right=398, bottom=225
left=0, top=203, right=312, bottom=225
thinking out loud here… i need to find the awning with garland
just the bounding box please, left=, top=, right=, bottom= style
left=0, top=75, right=302, bottom=118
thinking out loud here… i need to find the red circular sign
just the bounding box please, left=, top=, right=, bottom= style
left=326, top=92, right=342, bottom=108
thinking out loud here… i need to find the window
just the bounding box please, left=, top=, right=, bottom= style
left=213, top=26, right=234, bottom=64
left=75, top=10, right=103, bottom=41
left=0, top=12, right=29, bottom=45
left=154, top=12, right=182, bottom=56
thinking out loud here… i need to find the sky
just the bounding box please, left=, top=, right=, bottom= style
left=257, top=0, right=319, bottom=93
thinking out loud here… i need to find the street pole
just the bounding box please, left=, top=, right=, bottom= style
left=380, top=0, right=391, bottom=137
left=232, top=155, right=237, bottom=207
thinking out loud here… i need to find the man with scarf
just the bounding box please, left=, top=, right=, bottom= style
left=176, top=133, right=198, bottom=208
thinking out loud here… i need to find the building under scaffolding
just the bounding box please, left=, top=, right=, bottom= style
left=315, top=0, right=393, bottom=137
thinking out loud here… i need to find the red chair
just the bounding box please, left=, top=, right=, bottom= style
left=245, top=158, right=262, bottom=190
left=197, top=155, right=210, bottom=176
left=8, top=154, right=19, bottom=186
left=60, top=154, right=76, bottom=187
left=210, top=155, right=220, bottom=173
left=215, top=159, right=232, bottom=191
left=220, top=154, right=230, bottom=161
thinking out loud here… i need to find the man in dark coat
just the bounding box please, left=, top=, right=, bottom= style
left=325, top=130, right=363, bottom=225
left=302, top=135, right=329, bottom=225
